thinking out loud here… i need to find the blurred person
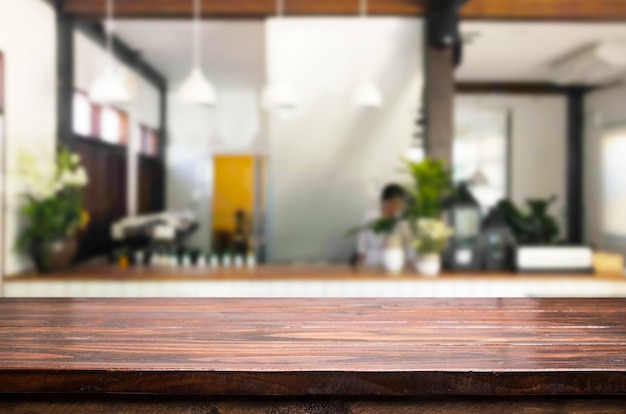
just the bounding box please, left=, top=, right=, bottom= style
left=355, top=184, right=415, bottom=270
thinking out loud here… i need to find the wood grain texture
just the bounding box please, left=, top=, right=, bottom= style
left=5, top=264, right=607, bottom=281
left=2, top=397, right=626, bottom=414
left=0, top=298, right=625, bottom=397
left=75, top=138, right=128, bottom=261
left=425, top=47, right=454, bottom=164
left=63, top=0, right=425, bottom=18
left=461, top=0, right=626, bottom=21
left=63, top=0, right=626, bottom=20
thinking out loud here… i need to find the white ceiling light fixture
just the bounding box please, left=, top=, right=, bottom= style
left=262, top=0, right=298, bottom=111
left=351, top=0, right=383, bottom=109
left=89, top=0, right=131, bottom=104
left=179, top=0, right=218, bottom=105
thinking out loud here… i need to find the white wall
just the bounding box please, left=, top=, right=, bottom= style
left=165, top=21, right=267, bottom=254
left=166, top=92, right=267, bottom=253
left=456, top=94, right=568, bottom=239
left=267, top=18, right=424, bottom=263
left=584, top=82, right=626, bottom=256
left=0, top=0, right=57, bottom=275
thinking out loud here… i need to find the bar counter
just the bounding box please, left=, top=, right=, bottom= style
left=0, top=298, right=625, bottom=413
left=4, top=265, right=626, bottom=297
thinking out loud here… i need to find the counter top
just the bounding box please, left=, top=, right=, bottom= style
left=1, top=297, right=625, bottom=397
left=6, top=264, right=623, bottom=281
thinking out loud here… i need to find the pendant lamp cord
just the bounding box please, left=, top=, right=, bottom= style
left=105, top=0, right=114, bottom=64
left=193, top=0, right=202, bottom=67
left=277, top=0, right=284, bottom=17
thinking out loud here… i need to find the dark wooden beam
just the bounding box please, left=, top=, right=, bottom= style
left=63, top=0, right=626, bottom=20
left=456, top=82, right=578, bottom=95
left=63, top=0, right=425, bottom=18
left=461, top=0, right=626, bottom=21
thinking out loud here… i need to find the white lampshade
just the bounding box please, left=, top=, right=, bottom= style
left=469, top=168, right=490, bottom=187
left=179, top=66, right=218, bottom=105
left=262, top=83, right=297, bottom=110
left=351, top=79, right=383, bottom=109
left=89, top=64, right=131, bottom=104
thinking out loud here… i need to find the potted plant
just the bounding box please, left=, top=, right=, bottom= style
left=413, top=218, right=453, bottom=277
left=16, top=148, right=89, bottom=273
left=403, top=158, right=453, bottom=221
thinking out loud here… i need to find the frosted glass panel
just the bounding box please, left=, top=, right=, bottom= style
left=602, top=127, right=626, bottom=237
left=72, top=93, right=92, bottom=136
left=100, top=107, right=121, bottom=144
left=454, top=108, right=509, bottom=209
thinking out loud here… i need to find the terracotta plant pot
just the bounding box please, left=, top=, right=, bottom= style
left=29, top=236, right=78, bottom=274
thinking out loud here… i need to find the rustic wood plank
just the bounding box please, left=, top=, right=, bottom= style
left=63, top=0, right=626, bottom=20
left=63, top=0, right=425, bottom=18
left=1, top=397, right=626, bottom=414
left=461, top=0, right=626, bottom=21
left=0, top=298, right=625, bottom=396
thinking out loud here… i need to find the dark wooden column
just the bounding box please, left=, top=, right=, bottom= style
left=425, top=47, right=454, bottom=164
left=566, top=88, right=585, bottom=244
left=55, top=0, right=75, bottom=150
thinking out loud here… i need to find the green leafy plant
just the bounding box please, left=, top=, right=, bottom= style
left=404, top=158, right=453, bottom=220
left=496, top=196, right=560, bottom=245
left=16, top=148, right=90, bottom=252
left=413, top=218, right=454, bottom=254
left=346, top=158, right=452, bottom=237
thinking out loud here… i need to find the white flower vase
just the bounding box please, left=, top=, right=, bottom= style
left=383, top=234, right=405, bottom=275
left=383, top=248, right=405, bottom=275
left=416, top=253, right=442, bottom=277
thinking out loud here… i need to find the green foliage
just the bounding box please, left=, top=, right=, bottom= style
left=16, top=148, right=88, bottom=252
left=496, top=196, right=560, bottom=245
left=18, top=188, right=83, bottom=251
left=413, top=218, right=453, bottom=254
left=404, top=158, right=453, bottom=220
left=346, top=217, right=398, bottom=237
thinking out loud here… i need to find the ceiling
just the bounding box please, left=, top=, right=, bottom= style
left=114, top=20, right=266, bottom=89
left=114, top=20, right=626, bottom=86
left=457, top=21, right=626, bottom=83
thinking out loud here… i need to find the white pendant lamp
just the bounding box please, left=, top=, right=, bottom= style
left=262, top=83, right=297, bottom=110
left=262, top=0, right=297, bottom=110
left=89, top=0, right=131, bottom=104
left=179, top=0, right=217, bottom=105
left=352, top=79, right=383, bottom=108
left=351, top=0, right=383, bottom=109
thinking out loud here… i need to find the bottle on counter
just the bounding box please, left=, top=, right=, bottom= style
left=196, top=253, right=207, bottom=268
left=246, top=250, right=256, bottom=269
left=169, top=252, right=178, bottom=268
left=182, top=252, right=192, bottom=268
left=222, top=253, right=232, bottom=268
left=234, top=255, right=244, bottom=269
left=209, top=253, right=220, bottom=268
left=134, top=250, right=144, bottom=267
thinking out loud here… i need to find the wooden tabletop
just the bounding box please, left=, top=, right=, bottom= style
left=6, top=264, right=619, bottom=281
left=0, top=298, right=625, bottom=397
